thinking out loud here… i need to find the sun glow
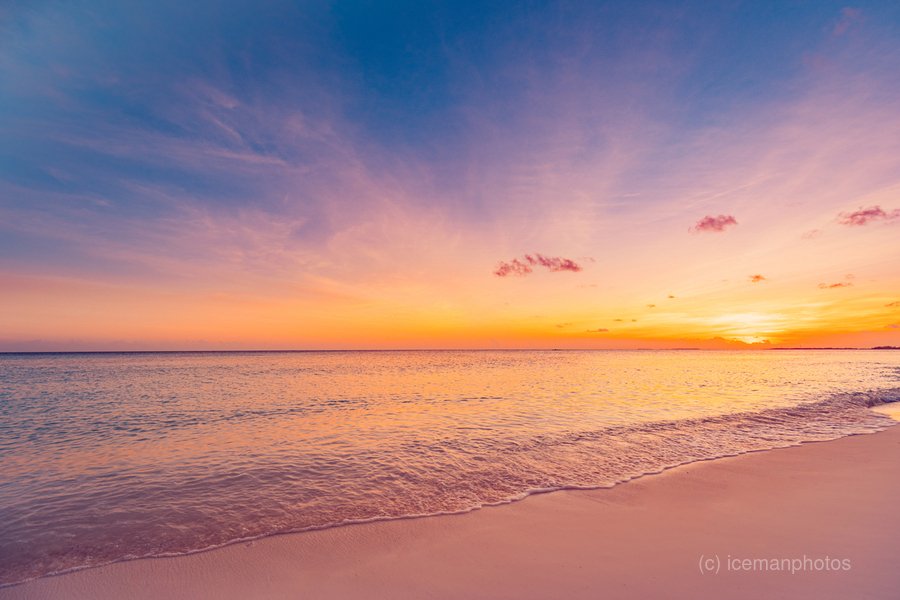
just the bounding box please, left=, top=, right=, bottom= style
left=710, top=313, right=785, bottom=338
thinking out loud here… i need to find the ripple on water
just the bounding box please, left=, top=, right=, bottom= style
left=1, top=350, right=899, bottom=586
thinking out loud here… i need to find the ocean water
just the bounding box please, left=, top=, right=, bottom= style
left=1, top=350, right=899, bottom=585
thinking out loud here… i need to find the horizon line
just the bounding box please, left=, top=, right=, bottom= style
left=0, top=347, right=893, bottom=355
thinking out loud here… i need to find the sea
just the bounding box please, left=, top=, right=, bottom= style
left=1, top=349, right=899, bottom=585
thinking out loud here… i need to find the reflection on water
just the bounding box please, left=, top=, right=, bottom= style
left=1, top=350, right=899, bottom=585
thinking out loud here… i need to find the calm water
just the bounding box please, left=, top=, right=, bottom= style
left=1, top=350, right=899, bottom=585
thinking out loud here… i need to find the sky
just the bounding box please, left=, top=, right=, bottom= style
left=1, top=0, right=899, bottom=351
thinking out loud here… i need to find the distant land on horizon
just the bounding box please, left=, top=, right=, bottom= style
left=773, top=346, right=900, bottom=350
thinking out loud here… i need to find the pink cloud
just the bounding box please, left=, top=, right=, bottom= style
left=524, top=254, right=583, bottom=272
left=837, top=205, right=900, bottom=226
left=691, top=214, right=738, bottom=233
left=887, top=324, right=900, bottom=330
left=494, top=254, right=584, bottom=277
left=493, top=259, right=533, bottom=277
left=749, top=274, right=766, bottom=283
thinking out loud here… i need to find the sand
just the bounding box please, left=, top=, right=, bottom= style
left=3, top=425, right=899, bottom=600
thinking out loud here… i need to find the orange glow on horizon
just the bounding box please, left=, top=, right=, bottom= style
left=3, top=268, right=898, bottom=351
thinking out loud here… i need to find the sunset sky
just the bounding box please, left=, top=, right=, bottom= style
left=2, top=1, right=899, bottom=350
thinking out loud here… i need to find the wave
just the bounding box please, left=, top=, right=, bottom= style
left=4, top=386, right=899, bottom=589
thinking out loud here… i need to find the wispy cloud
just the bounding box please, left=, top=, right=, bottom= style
left=586, top=328, right=609, bottom=333
left=749, top=274, right=766, bottom=283
left=493, top=254, right=584, bottom=277
left=690, top=215, right=738, bottom=233
left=832, top=7, right=863, bottom=37
left=886, top=301, right=900, bottom=308
left=837, top=206, right=900, bottom=226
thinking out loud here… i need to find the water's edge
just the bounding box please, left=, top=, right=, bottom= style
left=5, top=390, right=898, bottom=591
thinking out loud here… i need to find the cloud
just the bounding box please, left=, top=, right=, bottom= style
left=749, top=274, right=766, bottom=283
left=613, top=318, right=624, bottom=322
left=837, top=205, right=900, bottom=226
left=887, top=324, right=900, bottom=330
left=555, top=322, right=573, bottom=329
left=833, top=7, right=863, bottom=36
left=524, top=254, right=583, bottom=272
left=586, top=328, right=609, bottom=333
left=667, top=295, right=676, bottom=299
left=802, top=229, right=822, bottom=239
left=493, top=259, right=533, bottom=277
left=493, top=254, right=584, bottom=277
left=887, top=301, right=900, bottom=308
left=646, top=304, right=656, bottom=308
left=818, top=282, right=853, bottom=289
left=690, top=214, right=738, bottom=233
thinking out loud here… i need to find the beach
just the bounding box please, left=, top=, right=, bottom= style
left=4, top=423, right=898, bottom=600
left=5, top=0, right=900, bottom=597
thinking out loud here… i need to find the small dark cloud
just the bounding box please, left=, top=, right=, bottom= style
left=887, top=301, right=900, bottom=308
left=494, top=259, right=532, bottom=277
left=691, top=214, right=738, bottom=233
left=818, top=282, right=853, bottom=289
left=819, top=274, right=854, bottom=289
left=667, top=295, right=676, bottom=299
left=555, top=323, right=573, bottom=329
left=749, top=274, right=766, bottom=283
left=837, top=205, right=900, bottom=226
left=646, top=304, right=656, bottom=308
left=494, top=253, right=584, bottom=277
left=586, top=328, right=609, bottom=333
left=525, top=254, right=582, bottom=272
left=613, top=318, right=624, bottom=322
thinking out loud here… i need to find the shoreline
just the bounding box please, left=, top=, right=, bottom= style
left=3, top=424, right=900, bottom=599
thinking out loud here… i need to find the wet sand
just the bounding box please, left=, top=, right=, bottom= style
left=3, top=425, right=899, bottom=600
